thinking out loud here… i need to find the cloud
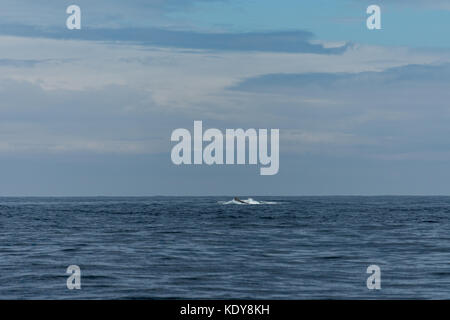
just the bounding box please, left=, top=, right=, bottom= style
left=230, top=63, right=450, bottom=92
left=0, top=0, right=228, bottom=28
left=1, top=1, right=450, bottom=195
left=0, top=33, right=449, bottom=161
left=0, top=79, right=176, bottom=154
left=0, top=59, right=45, bottom=67
left=376, top=0, right=450, bottom=10
left=225, top=63, right=450, bottom=160
left=0, top=24, right=349, bottom=54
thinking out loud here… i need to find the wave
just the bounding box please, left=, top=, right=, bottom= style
left=218, top=198, right=277, bottom=205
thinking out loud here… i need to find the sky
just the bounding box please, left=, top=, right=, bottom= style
left=1, top=0, right=450, bottom=195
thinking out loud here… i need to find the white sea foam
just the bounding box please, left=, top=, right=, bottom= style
left=219, top=198, right=277, bottom=205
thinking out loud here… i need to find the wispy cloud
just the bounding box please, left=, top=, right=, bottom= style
left=0, top=0, right=228, bottom=27
left=0, top=58, right=45, bottom=67
left=230, top=63, right=450, bottom=92
left=375, top=0, right=450, bottom=10
left=0, top=24, right=349, bottom=54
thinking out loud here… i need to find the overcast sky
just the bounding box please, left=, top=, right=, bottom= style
left=1, top=0, right=450, bottom=196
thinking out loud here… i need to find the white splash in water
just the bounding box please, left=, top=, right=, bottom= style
left=218, top=198, right=277, bottom=205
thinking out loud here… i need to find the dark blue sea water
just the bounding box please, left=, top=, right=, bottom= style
left=1, top=196, right=449, bottom=299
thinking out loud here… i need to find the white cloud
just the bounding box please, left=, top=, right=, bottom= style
left=1, top=35, right=450, bottom=156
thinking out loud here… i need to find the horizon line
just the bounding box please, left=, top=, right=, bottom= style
left=1, top=194, right=450, bottom=197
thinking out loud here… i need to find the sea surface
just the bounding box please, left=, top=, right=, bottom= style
left=0, top=196, right=449, bottom=299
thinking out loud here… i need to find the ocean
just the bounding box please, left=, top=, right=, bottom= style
left=1, top=196, right=449, bottom=299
